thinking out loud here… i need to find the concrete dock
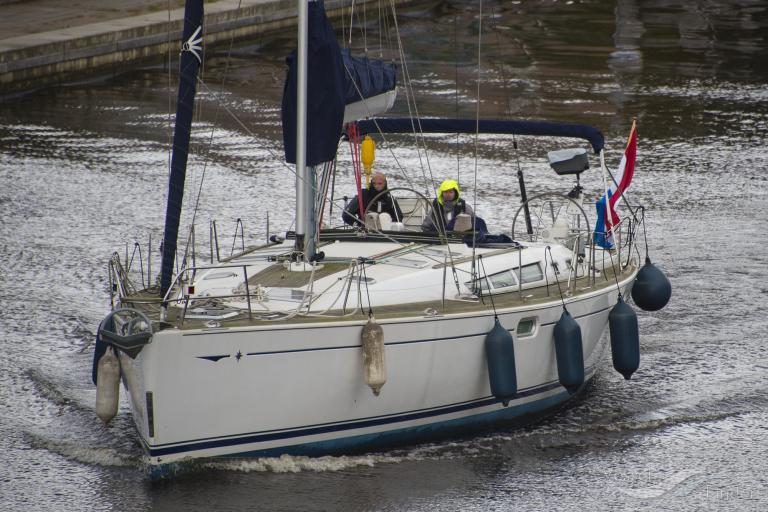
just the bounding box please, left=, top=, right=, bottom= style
left=0, top=0, right=395, bottom=95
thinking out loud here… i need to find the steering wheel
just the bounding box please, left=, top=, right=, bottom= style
left=511, top=192, right=591, bottom=244
left=363, top=186, right=434, bottom=230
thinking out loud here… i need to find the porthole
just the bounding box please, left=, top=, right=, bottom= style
left=516, top=317, right=537, bottom=338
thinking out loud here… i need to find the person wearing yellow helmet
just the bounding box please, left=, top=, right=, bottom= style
left=422, top=179, right=475, bottom=232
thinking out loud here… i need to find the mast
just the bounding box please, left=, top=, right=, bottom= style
left=281, top=0, right=350, bottom=260
left=159, top=0, right=204, bottom=297
left=294, top=0, right=311, bottom=260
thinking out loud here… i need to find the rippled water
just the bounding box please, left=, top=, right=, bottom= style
left=2, top=0, right=767, bottom=510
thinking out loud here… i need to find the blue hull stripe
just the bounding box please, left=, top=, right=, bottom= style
left=147, top=377, right=580, bottom=458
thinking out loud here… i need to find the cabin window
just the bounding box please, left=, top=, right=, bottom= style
left=465, top=263, right=543, bottom=294
left=517, top=317, right=537, bottom=337
left=490, top=270, right=517, bottom=288
left=466, top=269, right=518, bottom=293
left=514, top=263, right=544, bottom=284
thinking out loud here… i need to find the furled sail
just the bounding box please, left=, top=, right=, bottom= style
left=159, top=0, right=204, bottom=297
left=282, top=1, right=397, bottom=166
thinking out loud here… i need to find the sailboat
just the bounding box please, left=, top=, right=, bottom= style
left=91, top=0, right=670, bottom=475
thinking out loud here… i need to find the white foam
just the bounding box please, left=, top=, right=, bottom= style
left=203, top=453, right=416, bottom=474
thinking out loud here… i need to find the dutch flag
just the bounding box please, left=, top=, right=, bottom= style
left=595, top=121, right=637, bottom=249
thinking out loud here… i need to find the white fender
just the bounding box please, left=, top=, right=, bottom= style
left=95, top=346, right=120, bottom=424
left=361, top=317, right=386, bottom=396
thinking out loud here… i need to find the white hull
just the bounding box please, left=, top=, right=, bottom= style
left=118, top=271, right=632, bottom=467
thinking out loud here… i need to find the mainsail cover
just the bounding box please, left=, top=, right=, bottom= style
left=159, top=0, right=204, bottom=297
left=341, top=49, right=396, bottom=105
left=282, top=1, right=396, bottom=166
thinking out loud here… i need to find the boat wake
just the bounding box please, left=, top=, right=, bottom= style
left=22, top=366, right=144, bottom=468
left=25, top=367, right=95, bottom=414
left=202, top=453, right=411, bottom=474
left=26, top=431, right=140, bottom=468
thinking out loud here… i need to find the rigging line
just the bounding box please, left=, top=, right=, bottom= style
left=191, top=79, right=369, bottom=219
left=306, top=261, right=365, bottom=317
left=490, top=5, right=514, bottom=120
left=329, top=157, right=338, bottom=220
left=454, top=10, right=460, bottom=181
left=382, top=0, right=393, bottom=55
left=349, top=0, right=368, bottom=50
left=188, top=0, right=246, bottom=233
left=191, top=78, right=392, bottom=218
left=470, top=0, right=483, bottom=287
left=377, top=0, right=383, bottom=57
left=389, top=28, right=427, bottom=189
left=339, top=60, right=417, bottom=190
left=186, top=23, right=207, bottom=222
left=184, top=16, right=390, bottom=231
left=316, top=161, right=333, bottom=229
left=387, top=0, right=435, bottom=196
left=598, top=149, right=615, bottom=245
left=607, top=241, right=624, bottom=293
left=363, top=0, right=368, bottom=53
left=348, top=0, right=355, bottom=46
left=486, top=6, right=527, bottom=235
left=425, top=214, right=463, bottom=296
left=260, top=260, right=320, bottom=321
left=602, top=157, right=640, bottom=218
left=639, top=206, right=650, bottom=261
left=600, top=121, right=641, bottom=222
left=361, top=259, right=374, bottom=317
left=545, top=246, right=568, bottom=310
left=358, top=117, right=416, bottom=190
left=193, top=79, right=315, bottom=187
left=165, top=0, right=173, bottom=188
left=340, top=0, right=347, bottom=47
left=477, top=255, right=498, bottom=318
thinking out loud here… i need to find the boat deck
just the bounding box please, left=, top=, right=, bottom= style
left=119, top=258, right=635, bottom=330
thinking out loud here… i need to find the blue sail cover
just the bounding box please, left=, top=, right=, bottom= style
left=282, top=1, right=345, bottom=166
left=356, top=118, right=605, bottom=154
left=159, top=0, right=204, bottom=297
left=341, top=49, right=396, bottom=105
left=282, top=2, right=397, bottom=165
